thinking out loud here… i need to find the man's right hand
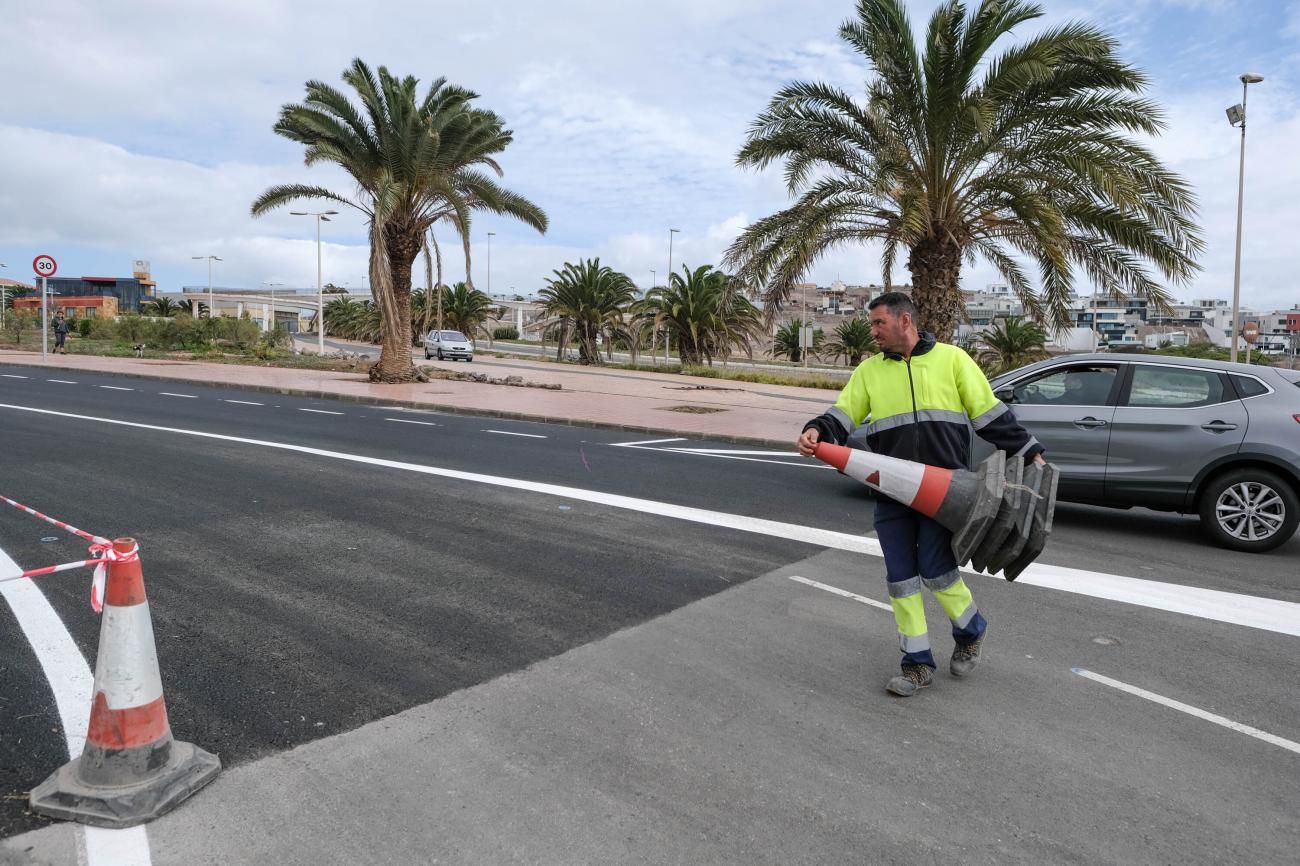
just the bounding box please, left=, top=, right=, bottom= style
left=797, top=428, right=820, bottom=457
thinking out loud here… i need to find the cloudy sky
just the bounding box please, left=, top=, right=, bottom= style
left=1, top=0, right=1297, bottom=312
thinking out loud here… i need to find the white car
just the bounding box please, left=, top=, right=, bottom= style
left=424, top=329, right=473, bottom=362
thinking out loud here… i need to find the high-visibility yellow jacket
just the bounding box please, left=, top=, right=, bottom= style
left=804, top=333, right=1043, bottom=469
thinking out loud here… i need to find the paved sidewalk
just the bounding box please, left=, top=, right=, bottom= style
left=0, top=348, right=837, bottom=447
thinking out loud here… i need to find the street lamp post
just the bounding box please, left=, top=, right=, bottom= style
left=486, top=232, right=495, bottom=297
left=0, top=262, right=7, bottom=329
left=261, top=282, right=283, bottom=332
left=290, top=210, right=338, bottom=355
left=192, top=255, right=222, bottom=320
left=666, top=229, right=679, bottom=365
left=1226, top=72, right=1264, bottom=364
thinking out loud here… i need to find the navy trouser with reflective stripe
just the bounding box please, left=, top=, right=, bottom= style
left=874, top=496, right=987, bottom=669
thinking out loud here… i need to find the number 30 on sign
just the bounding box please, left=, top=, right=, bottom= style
left=33, top=255, right=58, bottom=278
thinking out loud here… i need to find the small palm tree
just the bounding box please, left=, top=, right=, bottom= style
left=634, top=265, right=764, bottom=366
left=144, top=297, right=182, bottom=317
left=439, top=282, right=495, bottom=343
left=538, top=259, right=636, bottom=365
left=823, top=318, right=878, bottom=366
left=726, top=0, right=1202, bottom=339
left=976, top=315, right=1049, bottom=374
left=773, top=319, right=823, bottom=364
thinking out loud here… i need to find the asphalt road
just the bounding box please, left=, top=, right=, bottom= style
left=1, top=365, right=1297, bottom=863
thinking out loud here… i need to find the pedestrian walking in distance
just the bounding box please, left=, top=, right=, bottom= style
left=53, top=312, right=69, bottom=355
left=797, top=293, right=1046, bottom=697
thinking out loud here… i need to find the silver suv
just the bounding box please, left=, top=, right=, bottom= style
left=985, top=354, right=1300, bottom=552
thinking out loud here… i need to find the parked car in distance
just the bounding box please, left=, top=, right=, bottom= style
left=424, top=329, right=473, bottom=362
left=980, top=354, right=1300, bottom=552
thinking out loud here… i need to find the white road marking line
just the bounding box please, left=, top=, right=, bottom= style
left=788, top=575, right=893, bottom=612
left=1073, top=668, right=1300, bottom=756
left=0, top=544, right=153, bottom=865
left=160, top=392, right=198, bottom=399
left=99, top=385, right=134, bottom=391
left=610, top=437, right=688, bottom=447
left=2, top=374, right=29, bottom=379
left=661, top=449, right=829, bottom=470
left=299, top=408, right=344, bottom=415
left=47, top=379, right=77, bottom=384
left=385, top=418, right=439, bottom=426
left=484, top=430, right=547, bottom=438
left=672, top=448, right=801, bottom=456
left=4, top=400, right=1299, bottom=638
left=223, top=399, right=263, bottom=406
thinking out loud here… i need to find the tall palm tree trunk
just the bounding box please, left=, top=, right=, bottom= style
left=908, top=234, right=965, bottom=342
left=371, top=225, right=421, bottom=382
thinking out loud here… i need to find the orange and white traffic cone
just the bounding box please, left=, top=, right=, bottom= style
left=30, top=538, right=221, bottom=828
left=812, top=442, right=1007, bottom=567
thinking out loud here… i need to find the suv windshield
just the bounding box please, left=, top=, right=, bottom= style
left=439, top=331, right=467, bottom=341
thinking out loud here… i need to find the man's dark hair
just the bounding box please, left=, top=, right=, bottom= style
left=868, top=291, right=917, bottom=320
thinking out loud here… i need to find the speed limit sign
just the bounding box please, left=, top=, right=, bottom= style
left=33, top=255, right=58, bottom=278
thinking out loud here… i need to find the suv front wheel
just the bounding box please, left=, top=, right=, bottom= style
left=1198, top=468, right=1299, bottom=553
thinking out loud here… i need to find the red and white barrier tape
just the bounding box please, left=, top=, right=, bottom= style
left=0, top=493, right=120, bottom=611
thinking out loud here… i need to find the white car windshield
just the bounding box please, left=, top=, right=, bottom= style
left=439, top=331, right=468, bottom=341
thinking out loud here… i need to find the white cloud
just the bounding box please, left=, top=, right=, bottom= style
left=0, top=0, right=1296, bottom=314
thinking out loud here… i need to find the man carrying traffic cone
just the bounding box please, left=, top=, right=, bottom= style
left=798, top=293, right=1046, bottom=697
left=30, top=538, right=221, bottom=827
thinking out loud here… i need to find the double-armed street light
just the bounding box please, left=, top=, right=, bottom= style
left=290, top=210, right=339, bottom=355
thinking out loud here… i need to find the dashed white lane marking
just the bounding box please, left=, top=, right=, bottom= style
left=1073, top=668, right=1300, bottom=756
left=484, top=430, right=547, bottom=438
left=4, top=400, right=1299, bottom=638
left=0, top=544, right=153, bottom=864
left=222, top=399, right=263, bottom=406
left=385, top=418, right=439, bottom=427
left=160, top=392, right=198, bottom=399
left=299, top=408, right=344, bottom=415
left=788, top=575, right=893, bottom=612
left=2, top=374, right=29, bottom=379
left=47, top=379, right=78, bottom=384
left=99, top=385, right=134, bottom=391
left=611, top=437, right=687, bottom=447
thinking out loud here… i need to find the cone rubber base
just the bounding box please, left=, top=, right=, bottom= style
left=30, top=741, right=221, bottom=829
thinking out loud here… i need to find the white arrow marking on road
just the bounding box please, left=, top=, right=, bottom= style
left=3, top=400, right=1299, bottom=638
left=1073, top=668, right=1300, bottom=755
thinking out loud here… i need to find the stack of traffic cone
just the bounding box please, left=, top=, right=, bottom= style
left=812, top=442, right=1057, bottom=579
left=30, top=538, right=221, bottom=828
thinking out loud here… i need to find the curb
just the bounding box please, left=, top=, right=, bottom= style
left=0, top=356, right=796, bottom=450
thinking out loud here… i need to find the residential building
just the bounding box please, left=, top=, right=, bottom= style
left=13, top=294, right=119, bottom=319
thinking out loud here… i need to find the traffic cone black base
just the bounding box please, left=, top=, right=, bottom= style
left=1003, top=463, right=1060, bottom=582
left=30, top=741, right=220, bottom=829
left=968, top=457, right=1025, bottom=574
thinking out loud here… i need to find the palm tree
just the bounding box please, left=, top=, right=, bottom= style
left=634, top=265, right=764, bottom=366
left=976, top=315, right=1049, bottom=374
left=773, top=319, right=823, bottom=364
left=725, top=0, right=1202, bottom=340
left=251, top=59, right=547, bottom=382
left=439, top=282, right=495, bottom=343
left=537, top=259, right=636, bottom=365
left=823, top=317, right=878, bottom=366
left=144, top=297, right=183, bottom=317
left=324, top=297, right=382, bottom=342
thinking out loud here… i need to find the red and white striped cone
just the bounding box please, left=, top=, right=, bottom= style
left=812, top=442, right=1006, bottom=567
left=30, top=538, right=221, bottom=828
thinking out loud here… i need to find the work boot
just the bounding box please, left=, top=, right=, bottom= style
left=885, top=664, right=933, bottom=697
left=950, top=633, right=985, bottom=678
